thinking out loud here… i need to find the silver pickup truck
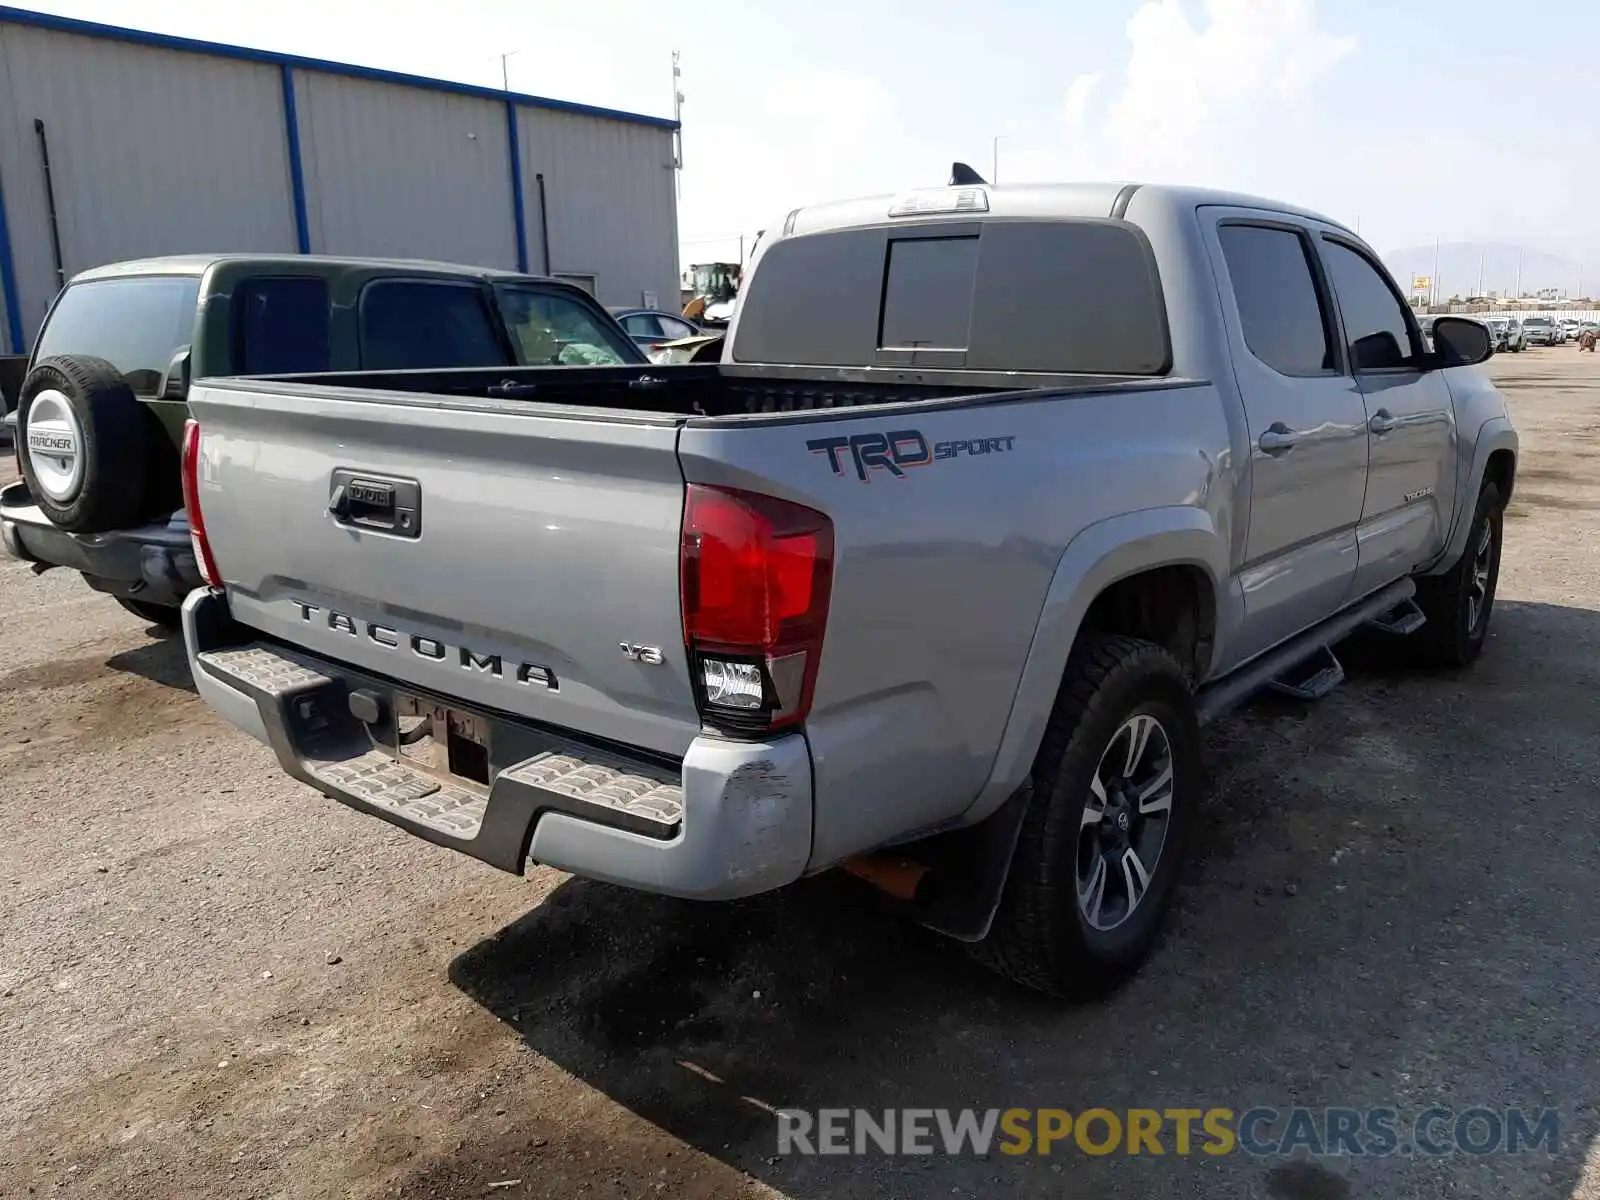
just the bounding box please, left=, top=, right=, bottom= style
left=181, top=177, right=1517, bottom=997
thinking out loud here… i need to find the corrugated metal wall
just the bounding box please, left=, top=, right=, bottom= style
left=519, top=110, right=680, bottom=309
left=0, top=12, right=681, bottom=354
left=294, top=72, right=516, bottom=269
left=0, top=23, right=298, bottom=347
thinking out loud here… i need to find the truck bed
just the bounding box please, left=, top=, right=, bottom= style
left=250, top=361, right=1171, bottom=420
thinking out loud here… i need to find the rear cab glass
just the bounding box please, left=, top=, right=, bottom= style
left=233, top=276, right=332, bottom=374
left=34, top=276, right=200, bottom=394
left=732, top=219, right=1169, bottom=375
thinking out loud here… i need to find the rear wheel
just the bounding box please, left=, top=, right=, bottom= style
left=971, top=634, right=1200, bottom=998
left=1412, top=482, right=1503, bottom=668
left=117, top=597, right=182, bottom=630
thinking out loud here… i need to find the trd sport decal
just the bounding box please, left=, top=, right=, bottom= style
left=807, top=430, right=1017, bottom=482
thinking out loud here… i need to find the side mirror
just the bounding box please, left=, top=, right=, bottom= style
left=1430, top=317, right=1492, bottom=367
left=158, top=346, right=191, bottom=401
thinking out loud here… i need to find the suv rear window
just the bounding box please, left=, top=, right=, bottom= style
left=733, top=219, right=1169, bottom=375
left=234, top=276, right=332, bottom=374
left=358, top=280, right=508, bottom=371
left=34, top=276, right=200, bottom=394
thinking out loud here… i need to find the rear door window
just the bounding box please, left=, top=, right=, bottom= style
left=234, top=276, right=331, bottom=374
left=34, top=276, right=200, bottom=394
left=1218, top=224, right=1336, bottom=376
left=358, top=280, right=508, bottom=370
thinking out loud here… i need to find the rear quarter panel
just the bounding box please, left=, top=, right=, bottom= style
left=678, top=382, right=1234, bottom=868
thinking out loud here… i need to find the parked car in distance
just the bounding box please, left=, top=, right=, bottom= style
left=1502, top=318, right=1527, bottom=352
left=182, top=176, right=1517, bottom=998
left=1483, top=319, right=1511, bottom=352
left=610, top=308, right=702, bottom=352
left=1522, top=315, right=1557, bottom=346
left=0, top=256, right=643, bottom=627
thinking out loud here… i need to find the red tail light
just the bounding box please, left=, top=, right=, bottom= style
left=681, top=484, right=833, bottom=733
left=181, top=418, right=221, bottom=588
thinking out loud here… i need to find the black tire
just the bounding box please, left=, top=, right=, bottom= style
left=117, top=597, right=182, bottom=629
left=1412, top=482, right=1504, bottom=668
left=971, top=634, right=1201, bottom=998
left=17, top=355, right=152, bottom=533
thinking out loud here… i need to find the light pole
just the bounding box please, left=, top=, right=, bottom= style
left=992, top=135, right=1005, bottom=184
left=498, top=50, right=520, bottom=91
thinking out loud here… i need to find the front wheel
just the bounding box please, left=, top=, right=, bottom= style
left=971, top=634, right=1201, bottom=998
left=1412, top=482, right=1504, bottom=668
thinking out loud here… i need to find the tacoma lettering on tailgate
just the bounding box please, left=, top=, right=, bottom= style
left=291, top=601, right=557, bottom=689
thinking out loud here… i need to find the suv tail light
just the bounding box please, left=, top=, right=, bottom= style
left=681, top=484, right=833, bottom=735
left=180, top=418, right=221, bottom=588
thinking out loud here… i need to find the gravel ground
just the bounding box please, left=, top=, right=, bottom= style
left=0, top=350, right=1596, bottom=1199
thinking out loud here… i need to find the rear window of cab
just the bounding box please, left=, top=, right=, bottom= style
left=732, top=219, right=1170, bottom=376
left=34, top=276, right=200, bottom=395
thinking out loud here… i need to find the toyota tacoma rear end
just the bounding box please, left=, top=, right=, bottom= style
left=183, top=175, right=1515, bottom=996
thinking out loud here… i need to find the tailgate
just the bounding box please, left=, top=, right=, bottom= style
left=187, top=383, right=700, bottom=757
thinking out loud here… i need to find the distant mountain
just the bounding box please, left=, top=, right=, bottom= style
left=1381, top=242, right=1591, bottom=301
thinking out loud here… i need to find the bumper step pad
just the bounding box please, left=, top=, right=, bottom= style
left=196, top=641, right=684, bottom=870
left=502, top=750, right=685, bottom=834
left=306, top=749, right=488, bottom=839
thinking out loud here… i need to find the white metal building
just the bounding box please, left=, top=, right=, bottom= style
left=0, top=6, right=681, bottom=354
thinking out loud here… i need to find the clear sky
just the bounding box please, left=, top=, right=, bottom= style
left=18, top=0, right=1597, bottom=272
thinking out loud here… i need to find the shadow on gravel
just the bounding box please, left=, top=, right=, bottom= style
left=445, top=598, right=1600, bottom=1199
left=104, top=634, right=195, bottom=692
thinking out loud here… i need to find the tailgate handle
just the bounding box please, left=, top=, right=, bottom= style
left=328, top=469, right=422, bottom=538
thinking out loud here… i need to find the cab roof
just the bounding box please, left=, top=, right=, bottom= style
left=783, top=181, right=1354, bottom=239
left=71, top=254, right=536, bottom=284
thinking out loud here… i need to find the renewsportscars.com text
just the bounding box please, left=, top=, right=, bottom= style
left=775, top=1106, right=1560, bottom=1159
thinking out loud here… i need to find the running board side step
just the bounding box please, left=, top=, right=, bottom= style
left=1365, top=596, right=1426, bottom=636
left=1267, top=645, right=1343, bottom=700
left=1195, top=577, right=1415, bottom=726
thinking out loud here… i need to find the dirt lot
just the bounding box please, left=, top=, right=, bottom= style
left=1, top=350, right=1597, bottom=1200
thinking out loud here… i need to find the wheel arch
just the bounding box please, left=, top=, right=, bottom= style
left=960, top=507, right=1229, bottom=826
left=1429, top=417, right=1518, bottom=575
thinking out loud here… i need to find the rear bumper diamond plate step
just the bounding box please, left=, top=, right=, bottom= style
left=195, top=640, right=683, bottom=872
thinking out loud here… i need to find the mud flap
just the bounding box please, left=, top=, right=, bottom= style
left=886, top=785, right=1033, bottom=943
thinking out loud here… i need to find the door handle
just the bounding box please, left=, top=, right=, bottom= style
left=1257, top=425, right=1299, bottom=455
left=1369, top=410, right=1399, bottom=435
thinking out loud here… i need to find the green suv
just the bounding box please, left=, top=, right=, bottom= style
left=1, top=255, right=643, bottom=625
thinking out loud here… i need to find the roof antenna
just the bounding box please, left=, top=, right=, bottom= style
left=949, top=161, right=988, bottom=186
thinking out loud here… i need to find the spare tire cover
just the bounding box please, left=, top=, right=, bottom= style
left=17, top=355, right=152, bottom=534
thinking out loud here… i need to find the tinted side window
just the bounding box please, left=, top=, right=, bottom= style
left=1218, top=225, right=1334, bottom=375
left=495, top=287, right=633, bottom=365
left=234, top=277, right=331, bottom=374
left=1321, top=241, right=1419, bottom=371
left=34, top=277, right=199, bottom=394
left=358, top=281, right=506, bottom=370
left=621, top=314, right=663, bottom=339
